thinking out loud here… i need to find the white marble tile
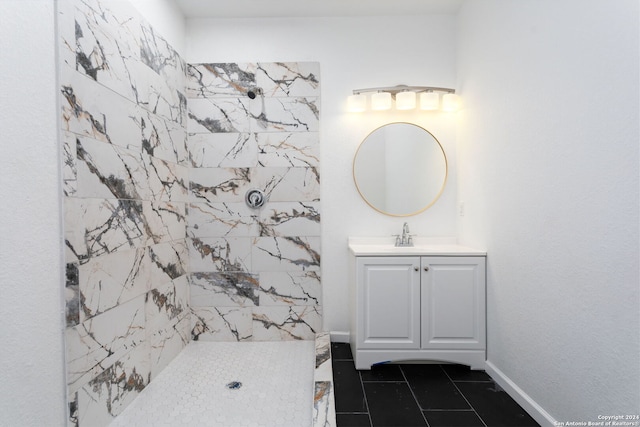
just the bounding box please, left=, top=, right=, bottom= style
left=186, top=63, right=257, bottom=98
left=252, top=236, right=321, bottom=272
left=190, top=271, right=259, bottom=307
left=252, top=97, right=319, bottom=132
left=189, top=167, right=252, bottom=203
left=190, top=307, right=253, bottom=341
left=313, top=333, right=336, bottom=427
left=61, top=67, right=143, bottom=150
left=188, top=237, right=252, bottom=273
left=149, top=313, right=191, bottom=380
left=259, top=201, right=321, bottom=236
left=57, top=0, right=76, bottom=70
left=256, top=62, right=320, bottom=97
left=139, top=21, right=185, bottom=88
left=72, top=0, right=143, bottom=103
left=314, top=332, right=332, bottom=381
left=252, top=306, right=322, bottom=341
left=257, top=132, right=319, bottom=167
left=146, top=157, right=189, bottom=202
left=72, top=136, right=187, bottom=204
left=146, top=276, right=190, bottom=333
left=259, top=271, right=321, bottom=306
left=142, top=110, right=189, bottom=165
left=65, top=198, right=148, bottom=263
left=75, top=134, right=146, bottom=200
left=188, top=97, right=251, bottom=134
left=140, top=62, right=187, bottom=126
left=78, top=247, right=149, bottom=322
left=66, top=295, right=146, bottom=395
left=62, top=131, right=77, bottom=197
left=142, top=201, right=186, bottom=244
left=313, top=381, right=337, bottom=427
left=188, top=201, right=258, bottom=238
left=76, top=342, right=150, bottom=427
left=188, top=132, right=258, bottom=168
left=253, top=167, right=320, bottom=202
left=66, top=263, right=80, bottom=327
left=148, top=240, right=188, bottom=286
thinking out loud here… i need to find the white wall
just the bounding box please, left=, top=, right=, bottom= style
left=186, top=15, right=460, bottom=333
left=0, top=1, right=66, bottom=426
left=457, top=0, right=639, bottom=422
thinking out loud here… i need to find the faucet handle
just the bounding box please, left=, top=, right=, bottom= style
left=392, top=234, right=401, bottom=247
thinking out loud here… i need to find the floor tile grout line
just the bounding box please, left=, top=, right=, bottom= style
left=399, top=365, right=431, bottom=427
left=357, top=369, right=375, bottom=427
left=439, top=364, right=489, bottom=427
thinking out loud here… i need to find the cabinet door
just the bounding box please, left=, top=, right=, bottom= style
left=421, top=257, right=486, bottom=350
left=356, top=257, right=421, bottom=349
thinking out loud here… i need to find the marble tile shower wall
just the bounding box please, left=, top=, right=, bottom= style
left=58, top=1, right=190, bottom=425
left=186, top=62, right=322, bottom=342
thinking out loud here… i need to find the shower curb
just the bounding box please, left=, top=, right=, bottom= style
left=312, top=332, right=337, bottom=427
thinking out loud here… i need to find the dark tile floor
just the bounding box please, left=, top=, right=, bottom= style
left=331, top=343, right=540, bottom=427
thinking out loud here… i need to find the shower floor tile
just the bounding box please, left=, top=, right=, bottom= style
left=111, top=340, right=315, bottom=427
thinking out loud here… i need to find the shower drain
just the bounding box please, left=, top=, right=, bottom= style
left=226, top=381, right=242, bottom=390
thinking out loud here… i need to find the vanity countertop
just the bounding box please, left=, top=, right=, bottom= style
left=348, top=237, right=486, bottom=257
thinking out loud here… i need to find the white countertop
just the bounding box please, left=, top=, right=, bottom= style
left=348, top=237, right=486, bottom=257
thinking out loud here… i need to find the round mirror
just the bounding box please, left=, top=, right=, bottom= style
left=353, top=123, right=447, bottom=216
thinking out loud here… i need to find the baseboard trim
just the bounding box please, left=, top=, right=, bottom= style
left=485, top=360, right=557, bottom=427
left=329, top=331, right=350, bottom=343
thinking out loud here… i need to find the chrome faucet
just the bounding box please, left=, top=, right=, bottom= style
left=395, top=222, right=414, bottom=247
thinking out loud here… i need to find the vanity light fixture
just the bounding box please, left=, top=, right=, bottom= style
left=347, top=93, right=367, bottom=112
left=395, top=91, right=417, bottom=110
left=419, top=91, right=440, bottom=110
left=371, top=92, right=392, bottom=110
left=347, top=85, right=460, bottom=112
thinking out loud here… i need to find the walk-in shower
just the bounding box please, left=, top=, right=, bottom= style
left=59, top=0, right=326, bottom=425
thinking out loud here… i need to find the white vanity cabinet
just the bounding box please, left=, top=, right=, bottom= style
left=349, top=241, right=486, bottom=370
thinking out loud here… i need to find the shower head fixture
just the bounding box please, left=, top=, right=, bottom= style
left=247, top=87, right=263, bottom=99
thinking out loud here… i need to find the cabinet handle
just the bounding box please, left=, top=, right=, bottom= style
left=414, top=267, right=419, bottom=271
left=424, top=266, right=429, bottom=272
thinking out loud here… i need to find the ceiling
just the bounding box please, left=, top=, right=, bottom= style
left=172, top=0, right=464, bottom=19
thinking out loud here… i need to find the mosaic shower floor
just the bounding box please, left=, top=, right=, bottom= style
left=111, top=340, right=315, bottom=427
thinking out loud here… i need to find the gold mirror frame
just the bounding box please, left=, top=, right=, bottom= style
left=353, top=122, right=448, bottom=217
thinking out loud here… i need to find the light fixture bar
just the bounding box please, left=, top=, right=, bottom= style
left=347, top=84, right=460, bottom=113
left=352, top=84, right=455, bottom=96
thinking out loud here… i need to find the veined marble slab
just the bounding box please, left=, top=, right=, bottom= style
left=190, top=271, right=260, bottom=307
left=252, top=236, right=321, bottom=272
left=188, top=201, right=258, bottom=238
left=76, top=342, right=150, bottom=427
left=313, top=332, right=337, bottom=427
left=188, top=132, right=258, bottom=168
left=190, top=306, right=253, bottom=342
left=252, top=305, right=321, bottom=341
left=257, top=132, right=319, bottom=168
left=258, top=271, right=321, bottom=306
left=187, top=62, right=320, bottom=99
left=188, top=236, right=252, bottom=273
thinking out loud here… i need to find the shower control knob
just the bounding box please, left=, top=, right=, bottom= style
left=245, top=189, right=267, bottom=209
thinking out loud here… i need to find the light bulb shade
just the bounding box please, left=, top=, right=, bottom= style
left=371, top=92, right=392, bottom=110
left=420, top=92, right=440, bottom=110
left=347, top=94, right=367, bottom=112
left=441, top=93, right=461, bottom=112
left=395, top=91, right=416, bottom=110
